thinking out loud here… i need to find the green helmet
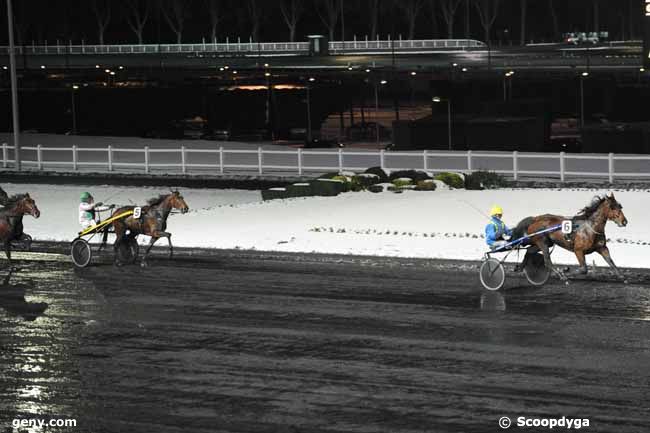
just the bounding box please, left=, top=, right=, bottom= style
left=80, top=192, right=92, bottom=202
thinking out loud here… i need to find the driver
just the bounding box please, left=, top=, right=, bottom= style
left=485, top=205, right=513, bottom=249
left=79, top=192, right=113, bottom=229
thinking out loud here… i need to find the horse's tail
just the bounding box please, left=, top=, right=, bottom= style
left=512, top=216, right=535, bottom=240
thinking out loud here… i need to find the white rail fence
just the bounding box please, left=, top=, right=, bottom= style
left=0, top=38, right=485, bottom=56
left=1, top=143, right=649, bottom=182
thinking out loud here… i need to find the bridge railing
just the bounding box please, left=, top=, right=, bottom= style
left=0, top=39, right=485, bottom=56
left=2, top=143, right=649, bottom=182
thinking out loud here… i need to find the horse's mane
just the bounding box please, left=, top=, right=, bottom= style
left=577, top=195, right=607, bottom=218
left=2, top=194, right=29, bottom=209
left=146, top=193, right=171, bottom=206
left=0, top=186, right=8, bottom=205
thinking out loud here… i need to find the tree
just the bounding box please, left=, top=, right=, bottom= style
left=368, top=0, right=381, bottom=40
left=280, top=0, right=304, bottom=42
left=125, top=0, right=150, bottom=44
left=396, top=0, right=425, bottom=39
left=204, top=0, right=223, bottom=43
left=162, top=0, right=188, bottom=44
left=91, top=0, right=111, bottom=45
left=519, top=0, right=527, bottom=45
left=315, top=0, right=340, bottom=41
left=439, top=0, right=463, bottom=39
left=473, top=0, right=500, bottom=45
left=548, top=0, right=559, bottom=41
left=246, top=0, right=262, bottom=42
left=427, top=0, right=440, bottom=38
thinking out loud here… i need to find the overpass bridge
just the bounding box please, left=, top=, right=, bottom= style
left=0, top=39, right=642, bottom=76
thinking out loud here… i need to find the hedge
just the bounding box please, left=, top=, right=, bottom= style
left=364, top=166, right=389, bottom=183
left=464, top=171, right=508, bottom=190
left=389, top=170, right=431, bottom=182
left=434, top=172, right=464, bottom=189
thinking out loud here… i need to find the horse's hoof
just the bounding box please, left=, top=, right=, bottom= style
left=140, top=262, right=148, bottom=268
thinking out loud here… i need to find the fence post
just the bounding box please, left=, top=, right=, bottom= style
left=2, top=143, right=6, bottom=168
left=608, top=152, right=614, bottom=183
left=37, top=145, right=42, bottom=170
left=144, top=146, right=149, bottom=173
left=380, top=149, right=385, bottom=170
left=181, top=146, right=186, bottom=174
left=107, top=145, right=113, bottom=171
left=467, top=150, right=473, bottom=172
left=559, top=151, right=565, bottom=182
left=298, top=148, right=303, bottom=175
left=338, top=148, right=343, bottom=172
left=512, top=151, right=518, bottom=181
left=219, top=146, right=224, bottom=174
left=423, top=150, right=428, bottom=171
left=258, top=147, right=263, bottom=175
left=72, top=145, right=78, bottom=171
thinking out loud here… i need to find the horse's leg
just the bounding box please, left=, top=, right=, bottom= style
left=596, top=246, right=627, bottom=283
left=573, top=250, right=588, bottom=275
left=540, top=241, right=567, bottom=282
left=162, top=232, right=173, bottom=259
left=516, top=245, right=539, bottom=272
left=141, top=236, right=159, bottom=267
left=4, top=241, right=13, bottom=270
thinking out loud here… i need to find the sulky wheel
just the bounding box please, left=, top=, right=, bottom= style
left=71, top=238, right=92, bottom=268
left=479, top=258, right=506, bottom=291
left=524, top=252, right=551, bottom=286
left=115, top=236, right=139, bottom=265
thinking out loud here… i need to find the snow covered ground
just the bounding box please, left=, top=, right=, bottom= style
left=4, top=183, right=650, bottom=268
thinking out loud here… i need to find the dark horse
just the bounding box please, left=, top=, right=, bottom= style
left=0, top=194, right=41, bottom=268
left=112, top=191, right=189, bottom=266
left=513, top=193, right=628, bottom=282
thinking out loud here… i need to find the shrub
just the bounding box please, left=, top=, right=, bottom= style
left=464, top=171, right=508, bottom=190
left=319, top=172, right=343, bottom=180
left=353, top=173, right=381, bottom=189
left=415, top=179, right=437, bottom=191
left=286, top=183, right=312, bottom=197
left=262, top=187, right=290, bottom=201
left=389, top=170, right=431, bottom=182
left=310, top=178, right=346, bottom=196
left=364, top=166, right=389, bottom=183
left=392, top=177, right=413, bottom=188
left=434, top=172, right=464, bottom=189
left=368, top=184, right=384, bottom=193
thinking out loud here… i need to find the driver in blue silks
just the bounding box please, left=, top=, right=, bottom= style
left=485, top=205, right=513, bottom=249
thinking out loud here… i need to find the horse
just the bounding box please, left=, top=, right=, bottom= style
left=111, top=191, right=189, bottom=267
left=0, top=194, right=40, bottom=269
left=512, top=193, right=628, bottom=282
left=0, top=186, right=8, bottom=205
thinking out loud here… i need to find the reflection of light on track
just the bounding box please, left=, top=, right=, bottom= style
left=0, top=252, right=68, bottom=263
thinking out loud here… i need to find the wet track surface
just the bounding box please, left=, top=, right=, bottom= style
left=1, top=249, right=650, bottom=432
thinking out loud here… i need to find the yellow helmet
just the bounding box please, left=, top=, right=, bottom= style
left=490, top=205, right=503, bottom=216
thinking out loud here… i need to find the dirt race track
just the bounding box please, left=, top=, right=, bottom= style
left=1, top=247, right=649, bottom=433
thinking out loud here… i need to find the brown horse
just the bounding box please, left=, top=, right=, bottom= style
left=111, top=191, right=189, bottom=266
left=513, top=193, right=628, bottom=282
left=0, top=194, right=40, bottom=268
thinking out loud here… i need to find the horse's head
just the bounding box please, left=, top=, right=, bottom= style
left=20, top=193, right=40, bottom=218
left=605, top=193, right=627, bottom=227
left=170, top=190, right=189, bottom=214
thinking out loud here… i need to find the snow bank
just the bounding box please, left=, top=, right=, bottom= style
left=5, top=183, right=650, bottom=269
